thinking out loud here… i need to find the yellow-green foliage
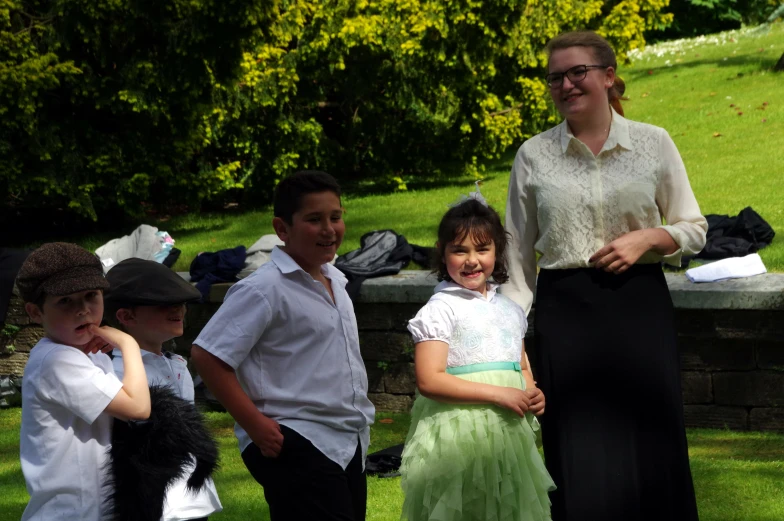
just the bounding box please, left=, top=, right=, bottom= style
left=1, top=0, right=276, bottom=220
left=206, top=0, right=674, bottom=200
left=2, top=0, right=672, bottom=220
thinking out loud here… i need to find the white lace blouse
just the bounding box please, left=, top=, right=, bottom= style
left=504, top=109, right=708, bottom=314
left=407, top=281, right=526, bottom=368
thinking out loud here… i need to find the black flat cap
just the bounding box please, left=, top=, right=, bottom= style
left=105, top=258, right=201, bottom=307
left=16, top=242, right=109, bottom=304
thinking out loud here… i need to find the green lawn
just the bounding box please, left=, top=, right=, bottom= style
left=45, top=22, right=784, bottom=273
left=1, top=408, right=783, bottom=520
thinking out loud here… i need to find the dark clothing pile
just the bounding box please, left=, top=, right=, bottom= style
left=189, top=246, right=247, bottom=301
left=365, top=443, right=404, bottom=478
left=697, top=207, right=775, bottom=260
left=335, top=230, right=433, bottom=300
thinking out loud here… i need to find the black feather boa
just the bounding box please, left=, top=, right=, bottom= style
left=105, top=385, right=219, bottom=521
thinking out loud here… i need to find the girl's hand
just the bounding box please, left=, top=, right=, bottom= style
left=526, top=387, right=546, bottom=416
left=493, top=387, right=531, bottom=418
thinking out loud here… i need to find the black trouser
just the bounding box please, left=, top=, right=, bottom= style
left=241, top=426, right=366, bottom=521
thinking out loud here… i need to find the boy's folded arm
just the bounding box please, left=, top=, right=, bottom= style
left=87, top=324, right=150, bottom=421
left=191, top=345, right=283, bottom=454
left=104, top=388, right=151, bottom=421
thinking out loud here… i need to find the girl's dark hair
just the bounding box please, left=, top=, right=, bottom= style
left=434, top=199, right=509, bottom=284
left=546, top=30, right=626, bottom=116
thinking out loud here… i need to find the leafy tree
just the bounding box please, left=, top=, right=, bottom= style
left=204, top=0, right=674, bottom=202
left=649, top=0, right=782, bottom=41
left=1, top=0, right=275, bottom=220
left=2, top=0, right=673, bottom=222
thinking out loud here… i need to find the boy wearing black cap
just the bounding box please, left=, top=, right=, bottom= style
left=16, top=242, right=151, bottom=521
left=192, top=171, right=375, bottom=521
left=104, top=258, right=222, bottom=521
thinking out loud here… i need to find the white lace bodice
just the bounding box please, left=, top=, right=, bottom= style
left=407, top=281, right=525, bottom=368
left=503, top=108, right=708, bottom=313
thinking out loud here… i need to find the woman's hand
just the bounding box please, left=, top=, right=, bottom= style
left=493, top=387, right=531, bottom=418
left=589, top=229, right=667, bottom=274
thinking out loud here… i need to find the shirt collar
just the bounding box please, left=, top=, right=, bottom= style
left=559, top=106, right=632, bottom=154
left=434, top=280, right=500, bottom=301
left=270, top=245, right=346, bottom=284
left=112, top=349, right=164, bottom=359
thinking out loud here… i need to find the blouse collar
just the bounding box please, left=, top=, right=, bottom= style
left=434, top=280, right=500, bottom=301
left=559, top=106, right=632, bottom=154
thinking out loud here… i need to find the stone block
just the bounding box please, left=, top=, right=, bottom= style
left=757, top=341, right=784, bottom=371
left=712, top=310, right=784, bottom=341
left=359, top=332, right=414, bottom=362
left=174, top=303, right=222, bottom=352
left=368, top=392, right=413, bottom=412
left=383, top=363, right=416, bottom=394
left=3, top=296, right=30, bottom=326
left=713, top=372, right=784, bottom=407
left=8, top=326, right=44, bottom=353
left=0, top=352, right=29, bottom=377
left=208, top=283, right=234, bottom=303
left=666, top=273, right=784, bottom=310
left=681, top=372, right=712, bottom=404
left=683, top=405, right=748, bottom=430
left=749, top=408, right=784, bottom=432
left=674, top=310, right=715, bottom=337
left=355, top=303, right=421, bottom=331
left=678, top=337, right=755, bottom=371
left=365, top=364, right=385, bottom=393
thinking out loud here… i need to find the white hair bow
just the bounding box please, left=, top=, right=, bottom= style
left=448, top=181, right=488, bottom=208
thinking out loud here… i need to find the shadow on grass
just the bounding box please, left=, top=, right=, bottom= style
left=624, top=53, right=781, bottom=82
left=689, top=431, right=784, bottom=462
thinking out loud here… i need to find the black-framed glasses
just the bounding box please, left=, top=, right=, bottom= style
left=546, top=64, right=608, bottom=88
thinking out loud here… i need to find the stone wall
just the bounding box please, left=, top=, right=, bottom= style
left=3, top=272, right=784, bottom=431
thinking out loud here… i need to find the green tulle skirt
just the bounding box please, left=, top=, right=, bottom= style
left=400, top=369, right=555, bottom=521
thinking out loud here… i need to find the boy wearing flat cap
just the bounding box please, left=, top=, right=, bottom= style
left=16, top=242, right=151, bottom=521
left=105, top=258, right=222, bottom=521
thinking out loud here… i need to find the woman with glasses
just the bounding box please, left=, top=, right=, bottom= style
left=503, top=31, right=705, bottom=521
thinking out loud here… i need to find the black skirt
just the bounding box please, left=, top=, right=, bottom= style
left=534, top=264, right=699, bottom=521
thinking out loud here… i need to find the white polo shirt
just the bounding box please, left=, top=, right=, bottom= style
left=194, top=246, right=375, bottom=469
left=113, top=349, right=222, bottom=520
left=20, top=338, right=122, bottom=521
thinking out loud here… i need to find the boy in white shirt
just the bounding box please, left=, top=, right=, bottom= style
left=104, top=258, right=222, bottom=521
left=16, top=242, right=151, bottom=521
left=192, top=170, right=375, bottom=521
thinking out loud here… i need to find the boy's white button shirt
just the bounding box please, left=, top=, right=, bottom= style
left=195, top=246, right=375, bottom=469
left=112, top=349, right=222, bottom=520
left=113, top=349, right=194, bottom=401
left=20, top=338, right=123, bottom=521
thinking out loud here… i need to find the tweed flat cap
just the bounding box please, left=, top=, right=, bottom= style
left=105, top=258, right=201, bottom=307
left=16, top=242, right=109, bottom=303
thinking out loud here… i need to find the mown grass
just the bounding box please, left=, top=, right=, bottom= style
left=12, top=23, right=784, bottom=272
left=1, top=408, right=783, bottom=520
left=623, top=23, right=784, bottom=270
